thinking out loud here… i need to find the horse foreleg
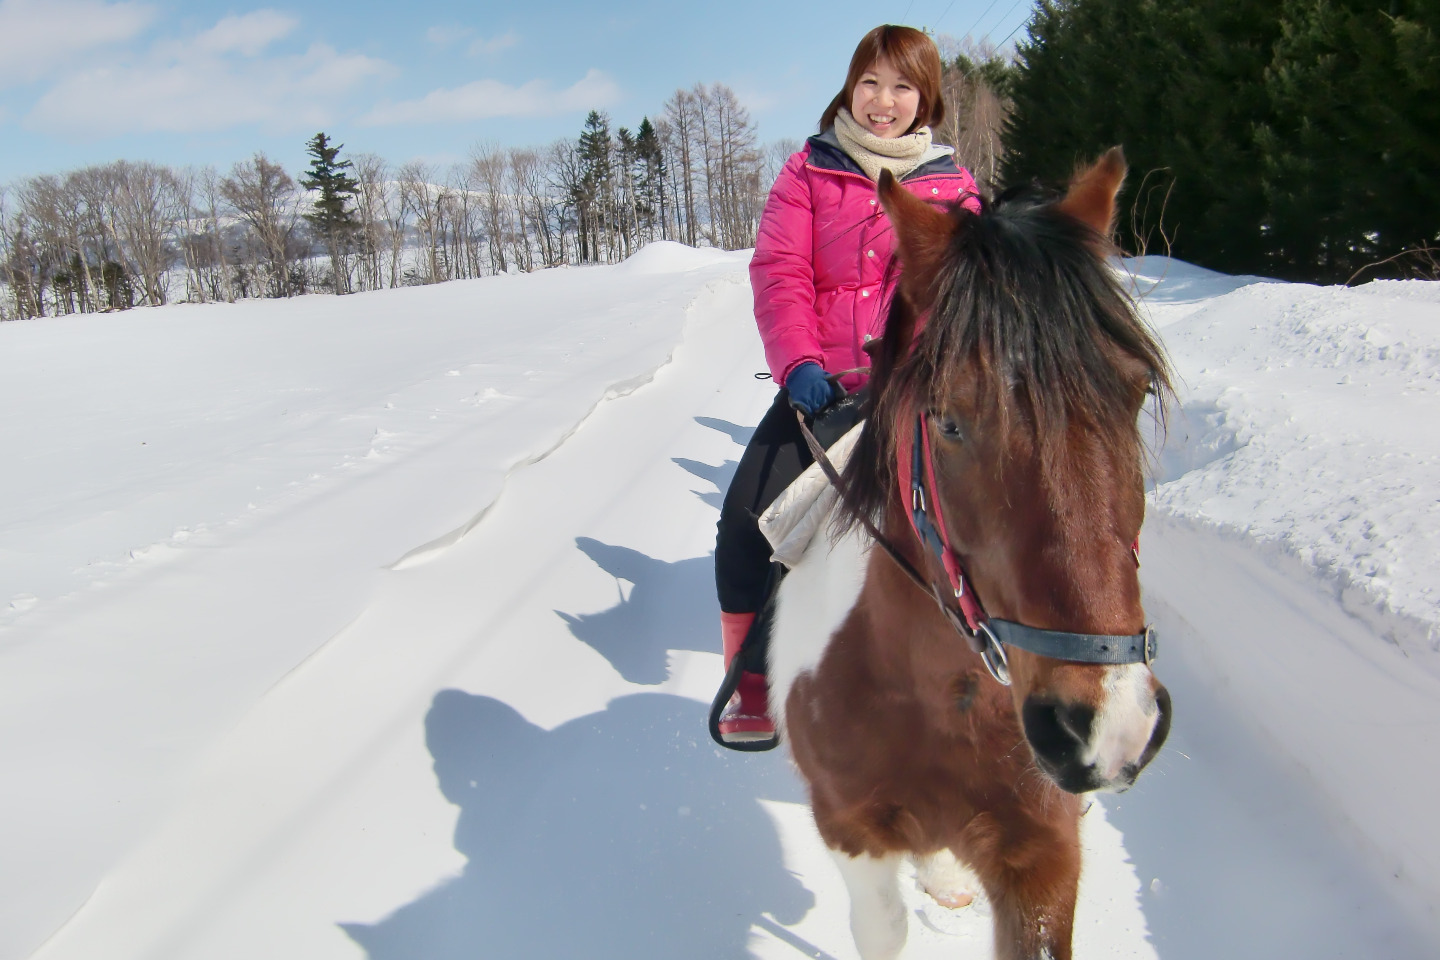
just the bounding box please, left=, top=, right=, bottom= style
left=830, top=850, right=907, bottom=960
left=960, top=812, right=1080, bottom=960
left=984, top=861, right=1079, bottom=960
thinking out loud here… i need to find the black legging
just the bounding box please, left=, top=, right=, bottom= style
left=714, top=391, right=814, bottom=616
left=714, top=386, right=866, bottom=617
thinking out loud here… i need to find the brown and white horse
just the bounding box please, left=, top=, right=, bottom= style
left=768, top=150, right=1173, bottom=960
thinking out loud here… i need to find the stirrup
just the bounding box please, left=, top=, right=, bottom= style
left=708, top=653, right=780, bottom=752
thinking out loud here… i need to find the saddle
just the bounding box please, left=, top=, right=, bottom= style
left=758, top=420, right=864, bottom=568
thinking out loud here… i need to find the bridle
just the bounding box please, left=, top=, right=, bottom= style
left=798, top=408, right=1156, bottom=686
left=902, top=410, right=1156, bottom=684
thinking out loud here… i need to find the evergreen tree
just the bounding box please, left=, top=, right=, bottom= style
left=616, top=126, right=638, bottom=256
left=951, top=47, right=1019, bottom=100
left=1258, top=0, right=1440, bottom=280
left=299, top=132, right=360, bottom=292
left=1003, top=0, right=1437, bottom=281
left=575, top=111, right=614, bottom=262
left=1004, top=0, right=1283, bottom=274
left=635, top=117, right=667, bottom=242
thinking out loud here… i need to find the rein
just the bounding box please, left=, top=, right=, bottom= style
left=796, top=409, right=1156, bottom=686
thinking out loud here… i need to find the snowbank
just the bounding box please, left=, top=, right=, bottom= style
left=0, top=249, right=750, bottom=957
left=1, top=245, right=1436, bottom=959
left=1132, top=258, right=1440, bottom=669
left=1128, top=257, right=1440, bottom=942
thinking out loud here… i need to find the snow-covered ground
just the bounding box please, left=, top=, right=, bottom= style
left=1, top=244, right=1436, bottom=959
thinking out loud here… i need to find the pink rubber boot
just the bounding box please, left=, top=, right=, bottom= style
left=718, top=611, right=775, bottom=743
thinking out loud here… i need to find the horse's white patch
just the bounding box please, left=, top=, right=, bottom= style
left=1086, top=663, right=1160, bottom=783
left=768, top=520, right=871, bottom=736
left=831, top=850, right=908, bottom=960
left=913, top=847, right=979, bottom=908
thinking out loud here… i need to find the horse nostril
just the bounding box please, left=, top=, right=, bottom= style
left=1023, top=699, right=1102, bottom=794
left=1022, top=699, right=1094, bottom=759
left=1055, top=703, right=1094, bottom=744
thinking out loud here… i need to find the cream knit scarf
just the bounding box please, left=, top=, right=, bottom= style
left=833, top=108, right=933, bottom=182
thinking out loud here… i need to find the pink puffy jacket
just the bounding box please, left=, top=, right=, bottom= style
left=750, top=132, right=980, bottom=392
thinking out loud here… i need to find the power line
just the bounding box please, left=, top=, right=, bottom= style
left=958, top=0, right=1003, bottom=39
left=991, top=0, right=1033, bottom=47
left=995, top=5, right=1031, bottom=47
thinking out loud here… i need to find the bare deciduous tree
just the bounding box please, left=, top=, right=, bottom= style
left=4, top=75, right=802, bottom=316
left=937, top=36, right=1014, bottom=190
left=399, top=162, right=458, bottom=284
left=221, top=154, right=303, bottom=298
left=110, top=160, right=188, bottom=307
left=661, top=91, right=700, bottom=246
left=509, top=147, right=550, bottom=269
left=471, top=144, right=512, bottom=275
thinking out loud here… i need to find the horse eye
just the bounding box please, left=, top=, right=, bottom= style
left=935, top=415, right=963, bottom=441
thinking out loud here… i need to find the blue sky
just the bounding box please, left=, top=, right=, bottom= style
left=0, top=0, right=1035, bottom=183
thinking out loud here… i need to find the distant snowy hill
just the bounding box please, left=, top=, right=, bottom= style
left=1, top=244, right=1435, bottom=959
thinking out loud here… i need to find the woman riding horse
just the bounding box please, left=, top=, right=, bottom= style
left=770, top=150, right=1173, bottom=960
left=713, top=25, right=980, bottom=746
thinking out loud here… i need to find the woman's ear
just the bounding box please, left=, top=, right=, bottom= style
left=876, top=169, right=958, bottom=313
left=1054, top=146, right=1127, bottom=238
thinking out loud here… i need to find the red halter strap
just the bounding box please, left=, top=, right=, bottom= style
left=793, top=406, right=1153, bottom=687
left=898, top=411, right=987, bottom=632
left=896, top=411, right=1151, bottom=684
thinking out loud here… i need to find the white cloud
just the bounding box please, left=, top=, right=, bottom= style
left=0, top=0, right=155, bottom=89
left=425, top=24, right=471, bottom=49
left=425, top=25, right=518, bottom=56
left=468, top=31, right=519, bottom=57
left=195, top=10, right=298, bottom=56
left=358, top=69, right=619, bottom=126
left=29, top=29, right=392, bottom=135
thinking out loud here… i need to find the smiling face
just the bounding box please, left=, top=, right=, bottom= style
left=849, top=56, right=921, bottom=138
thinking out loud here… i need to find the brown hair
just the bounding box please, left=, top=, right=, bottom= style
left=819, top=25, right=946, bottom=135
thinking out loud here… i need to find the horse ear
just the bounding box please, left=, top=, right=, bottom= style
left=1055, top=146, right=1127, bottom=237
left=877, top=169, right=956, bottom=310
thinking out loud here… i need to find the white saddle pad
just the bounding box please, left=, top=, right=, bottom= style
left=757, top=422, right=864, bottom=569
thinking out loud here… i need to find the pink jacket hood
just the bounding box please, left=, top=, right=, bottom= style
left=750, top=132, right=980, bottom=392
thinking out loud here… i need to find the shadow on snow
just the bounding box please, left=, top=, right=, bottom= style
left=673, top=456, right=739, bottom=511
left=344, top=459, right=817, bottom=958
left=342, top=692, right=811, bottom=959
left=558, top=537, right=719, bottom=686
left=1101, top=596, right=1433, bottom=959
left=694, top=415, right=754, bottom=447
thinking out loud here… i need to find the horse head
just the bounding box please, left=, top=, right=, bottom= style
left=858, top=150, right=1172, bottom=794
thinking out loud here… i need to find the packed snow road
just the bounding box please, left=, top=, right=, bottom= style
left=2, top=245, right=1436, bottom=958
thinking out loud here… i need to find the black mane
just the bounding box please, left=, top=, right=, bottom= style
left=837, top=185, right=1173, bottom=532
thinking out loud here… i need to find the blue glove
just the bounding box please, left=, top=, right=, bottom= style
left=785, top=362, right=838, bottom=415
